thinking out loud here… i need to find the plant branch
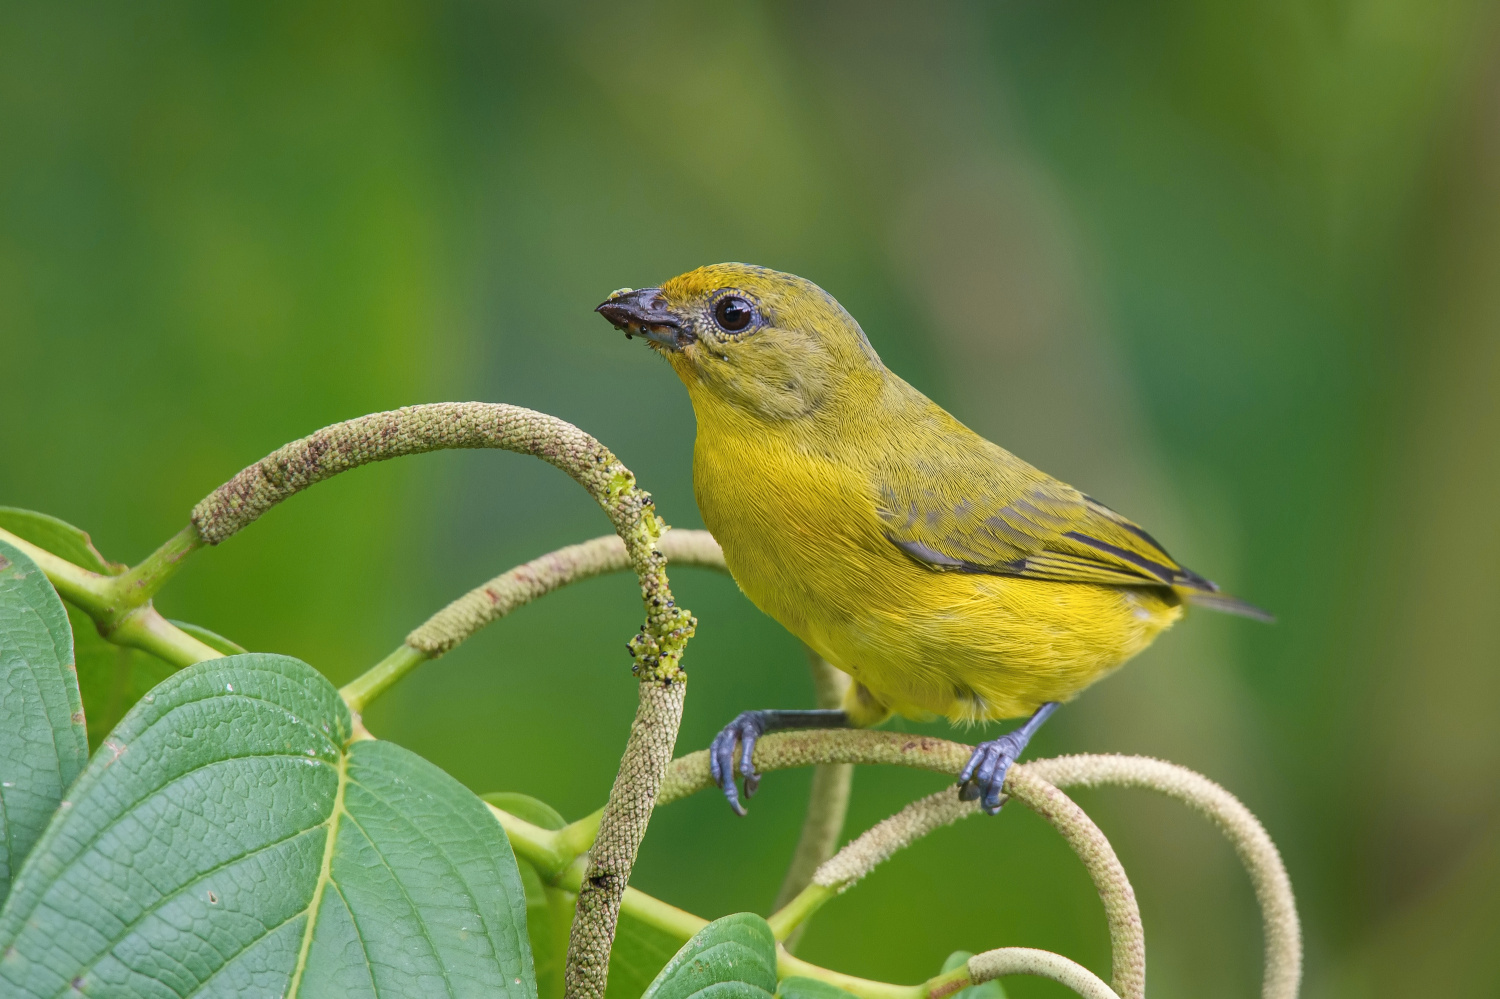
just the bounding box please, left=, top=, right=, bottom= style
left=341, top=529, right=726, bottom=712
left=666, top=731, right=1298, bottom=999
left=407, top=529, right=723, bottom=657
left=1004, top=767, right=1143, bottom=999
left=660, top=729, right=972, bottom=804
left=104, top=524, right=203, bottom=605
left=961, top=948, right=1120, bottom=999
left=768, top=772, right=1143, bottom=999
left=571, top=681, right=686, bottom=999
left=1025, top=755, right=1301, bottom=999
left=341, top=645, right=427, bottom=714
left=0, top=526, right=222, bottom=666
left=776, top=950, right=925, bottom=999
left=488, top=803, right=708, bottom=945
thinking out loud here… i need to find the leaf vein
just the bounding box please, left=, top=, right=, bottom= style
left=338, top=807, right=458, bottom=999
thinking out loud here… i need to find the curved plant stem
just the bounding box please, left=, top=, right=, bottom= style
left=341, top=529, right=726, bottom=712
left=963, top=948, right=1120, bottom=999
left=570, top=679, right=686, bottom=999
left=776, top=950, right=925, bottom=999
left=771, top=774, right=1143, bottom=999
left=667, top=730, right=1297, bottom=999
left=341, top=645, right=426, bottom=713
left=660, top=729, right=972, bottom=804
left=1004, top=768, right=1143, bottom=999
left=104, top=525, right=203, bottom=605
left=189, top=403, right=698, bottom=999
left=1026, top=755, right=1302, bottom=999
left=406, top=529, right=723, bottom=656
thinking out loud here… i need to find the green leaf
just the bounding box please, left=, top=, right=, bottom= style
left=0, top=508, right=124, bottom=576
left=775, top=977, right=860, bottom=999
left=0, top=653, right=535, bottom=999
left=484, top=792, right=572, bottom=999
left=608, top=906, right=695, bottom=999
left=941, top=951, right=1008, bottom=999
left=167, top=619, right=247, bottom=656
left=483, top=792, right=568, bottom=831
left=68, top=604, right=176, bottom=751
left=0, top=540, right=89, bottom=907
left=474, top=792, right=693, bottom=999
left=0, top=508, right=245, bottom=748
left=640, top=912, right=777, bottom=999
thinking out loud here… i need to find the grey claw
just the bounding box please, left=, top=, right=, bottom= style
left=710, top=711, right=770, bottom=816
left=958, top=738, right=1017, bottom=814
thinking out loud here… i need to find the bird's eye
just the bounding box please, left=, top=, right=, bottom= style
left=714, top=296, right=754, bottom=333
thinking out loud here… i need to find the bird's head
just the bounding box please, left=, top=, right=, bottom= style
left=596, top=263, right=883, bottom=421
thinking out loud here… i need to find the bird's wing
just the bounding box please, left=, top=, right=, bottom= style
left=874, top=442, right=1272, bottom=619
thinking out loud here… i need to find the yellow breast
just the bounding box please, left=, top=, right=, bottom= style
left=689, top=401, right=1181, bottom=724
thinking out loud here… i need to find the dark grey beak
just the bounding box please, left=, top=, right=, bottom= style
left=595, top=288, right=693, bottom=349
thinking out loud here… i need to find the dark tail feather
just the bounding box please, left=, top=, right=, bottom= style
left=1180, top=588, right=1276, bottom=623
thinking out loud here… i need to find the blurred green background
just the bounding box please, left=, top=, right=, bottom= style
left=4, top=2, right=1499, bottom=996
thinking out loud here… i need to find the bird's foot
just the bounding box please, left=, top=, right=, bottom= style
left=957, top=701, right=1059, bottom=815
left=709, top=708, right=847, bottom=815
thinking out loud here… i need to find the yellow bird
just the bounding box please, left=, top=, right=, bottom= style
left=598, top=263, right=1269, bottom=814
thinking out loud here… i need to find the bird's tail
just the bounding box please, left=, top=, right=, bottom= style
left=1179, top=587, right=1276, bottom=623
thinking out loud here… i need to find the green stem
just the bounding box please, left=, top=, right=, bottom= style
left=0, top=527, right=113, bottom=616
left=108, top=604, right=224, bottom=666
left=917, top=967, right=972, bottom=999
left=557, top=808, right=604, bottom=861
left=490, top=806, right=574, bottom=878
left=0, top=526, right=221, bottom=667
left=777, top=949, right=925, bottom=999
left=340, top=644, right=429, bottom=713
left=767, top=883, right=836, bottom=941
left=103, top=524, right=203, bottom=606
left=486, top=805, right=607, bottom=881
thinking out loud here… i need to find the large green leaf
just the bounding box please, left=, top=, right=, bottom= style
left=0, top=539, right=89, bottom=907
left=609, top=907, right=696, bottom=999
left=478, top=791, right=696, bottom=999
left=0, top=508, right=124, bottom=576
left=0, top=507, right=242, bottom=748
left=640, top=912, right=777, bottom=999
left=0, top=653, right=535, bottom=999
left=484, top=792, right=573, bottom=999
left=775, top=978, right=859, bottom=999
left=66, top=603, right=177, bottom=751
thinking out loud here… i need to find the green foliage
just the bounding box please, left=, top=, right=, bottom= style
left=640, top=913, right=778, bottom=999
left=0, top=539, right=88, bottom=906
left=0, top=652, right=534, bottom=999
left=609, top=906, right=699, bottom=999
left=169, top=619, right=247, bottom=656
left=486, top=792, right=575, bottom=999
left=478, top=790, right=698, bottom=999
left=0, top=508, right=124, bottom=576
left=776, top=977, right=860, bottom=999
left=0, top=508, right=237, bottom=749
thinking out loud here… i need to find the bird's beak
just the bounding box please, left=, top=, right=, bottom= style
left=595, top=288, right=693, bottom=350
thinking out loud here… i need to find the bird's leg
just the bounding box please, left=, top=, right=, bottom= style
left=710, top=709, right=849, bottom=816
left=957, top=701, right=1059, bottom=815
